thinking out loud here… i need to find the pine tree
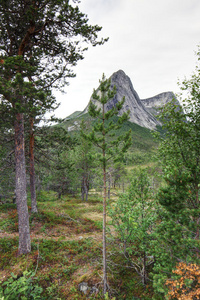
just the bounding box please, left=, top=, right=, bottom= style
left=0, top=106, right=15, bottom=201
left=0, top=0, right=107, bottom=254
left=33, top=124, right=77, bottom=198
left=82, top=74, right=131, bottom=295
left=26, top=87, right=58, bottom=213
left=75, top=121, right=96, bottom=201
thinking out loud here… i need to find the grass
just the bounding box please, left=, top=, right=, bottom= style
left=0, top=190, right=158, bottom=299
left=0, top=193, right=104, bottom=299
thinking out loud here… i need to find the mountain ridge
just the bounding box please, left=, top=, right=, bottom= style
left=65, top=70, right=178, bottom=130
left=141, top=91, right=176, bottom=116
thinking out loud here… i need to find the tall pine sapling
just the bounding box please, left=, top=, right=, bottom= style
left=82, top=74, right=131, bottom=295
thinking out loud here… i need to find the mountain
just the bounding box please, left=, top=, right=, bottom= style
left=82, top=70, right=177, bottom=130
left=141, top=92, right=176, bottom=116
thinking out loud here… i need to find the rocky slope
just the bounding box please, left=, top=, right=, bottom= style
left=141, top=92, right=177, bottom=116
left=82, top=70, right=178, bottom=130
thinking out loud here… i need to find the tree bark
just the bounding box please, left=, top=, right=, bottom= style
left=14, top=112, right=31, bottom=255
left=108, top=174, right=110, bottom=200
left=81, top=176, right=85, bottom=201
left=103, top=160, right=107, bottom=295
left=142, top=251, right=147, bottom=285
left=81, top=181, right=85, bottom=201
left=102, top=102, right=107, bottom=295
left=85, top=177, right=89, bottom=202
left=29, top=117, right=38, bottom=213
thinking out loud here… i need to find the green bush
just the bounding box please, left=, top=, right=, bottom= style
left=0, top=271, right=43, bottom=300
left=37, top=190, right=57, bottom=202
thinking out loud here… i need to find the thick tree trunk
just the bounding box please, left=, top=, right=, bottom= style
left=29, top=117, right=37, bottom=213
left=14, top=112, right=31, bottom=255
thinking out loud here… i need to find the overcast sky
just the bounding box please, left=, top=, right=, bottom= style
left=54, top=0, right=200, bottom=118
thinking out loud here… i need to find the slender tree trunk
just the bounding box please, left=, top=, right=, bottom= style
left=85, top=179, right=89, bottom=202
left=103, top=160, right=107, bottom=295
left=102, top=102, right=107, bottom=295
left=29, top=117, right=37, bottom=213
left=85, top=189, right=88, bottom=202
left=81, top=176, right=86, bottom=201
left=108, top=174, right=110, bottom=200
left=14, top=112, right=31, bottom=255
left=58, top=192, right=62, bottom=199
left=81, top=186, right=84, bottom=201
left=81, top=179, right=85, bottom=201
left=142, top=251, right=147, bottom=285
left=195, top=182, right=199, bottom=239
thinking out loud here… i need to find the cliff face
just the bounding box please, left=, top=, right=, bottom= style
left=82, top=70, right=178, bottom=130
left=141, top=92, right=177, bottom=116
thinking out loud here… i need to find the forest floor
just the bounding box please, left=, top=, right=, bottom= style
left=0, top=191, right=154, bottom=300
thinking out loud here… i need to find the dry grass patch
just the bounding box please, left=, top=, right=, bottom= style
left=82, top=211, right=112, bottom=223
left=82, top=211, right=103, bottom=221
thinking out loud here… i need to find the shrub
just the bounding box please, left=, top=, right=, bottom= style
left=0, top=271, right=43, bottom=300
left=165, top=262, right=200, bottom=300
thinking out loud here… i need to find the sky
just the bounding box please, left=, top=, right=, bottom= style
left=54, top=0, right=200, bottom=119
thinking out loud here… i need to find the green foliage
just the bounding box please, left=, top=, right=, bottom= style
left=0, top=271, right=43, bottom=300
left=36, top=190, right=57, bottom=202
left=72, top=121, right=98, bottom=201
left=0, top=191, right=162, bottom=298
left=0, top=0, right=108, bottom=255
left=151, top=47, right=200, bottom=296
left=107, top=161, right=128, bottom=190
left=81, top=73, right=132, bottom=295
left=151, top=209, right=198, bottom=296
left=35, top=126, right=79, bottom=197
left=108, top=169, right=157, bottom=285
left=0, top=0, right=107, bottom=92
left=158, top=171, right=192, bottom=213
left=82, top=74, right=132, bottom=166
left=0, top=237, right=18, bottom=252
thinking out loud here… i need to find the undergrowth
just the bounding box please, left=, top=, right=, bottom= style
left=0, top=192, right=159, bottom=299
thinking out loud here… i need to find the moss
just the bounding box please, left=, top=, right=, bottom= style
left=0, top=192, right=158, bottom=299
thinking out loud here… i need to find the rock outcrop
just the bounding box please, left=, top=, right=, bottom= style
left=81, top=70, right=179, bottom=130
left=141, top=92, right=177, bottom=116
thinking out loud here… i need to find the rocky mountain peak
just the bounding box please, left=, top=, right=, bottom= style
left=82, top=70, right=178, bottom=130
